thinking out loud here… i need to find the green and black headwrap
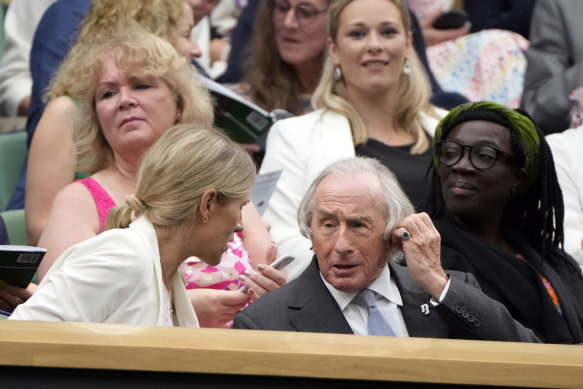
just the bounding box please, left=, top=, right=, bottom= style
left=432, top=101, right=541, bottom=195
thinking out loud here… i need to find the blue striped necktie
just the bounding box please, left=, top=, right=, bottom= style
left=353, top=289, right=396, bottom=336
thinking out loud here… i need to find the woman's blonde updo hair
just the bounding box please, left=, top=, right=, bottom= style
left=106, top=124, right=256, bottom=233
left=70, top=29, right=213, bottom=174
left=312, top=0, right=434, bottom=154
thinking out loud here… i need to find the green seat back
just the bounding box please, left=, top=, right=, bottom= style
left=0, top=208, right=26, bottom=245
left=0, top=131, right=27, bottom=211
left=0, top=2, right=6, bottom=61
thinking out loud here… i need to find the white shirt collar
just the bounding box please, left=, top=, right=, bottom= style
left=321, top=263, right=403, bottom=310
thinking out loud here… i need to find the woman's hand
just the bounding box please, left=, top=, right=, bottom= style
left=187, top=288, right=248, bottom=328
left=239, top=263, right=287, bottom=301
left=0, top=283, right=37, bottom=312
left=391, top=213, right=448, bottom=300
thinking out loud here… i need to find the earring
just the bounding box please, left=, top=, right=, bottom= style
left=202, top=215, right=208, bottom=223
left=403, top=59, right=411, bottom=75
left=334, top=65, right=342, bottom=81
left=508, top=187, right=517, bottom=198
left=176, top=111, right=182, bottom=122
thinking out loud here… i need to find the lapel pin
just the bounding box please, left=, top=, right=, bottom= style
left=421, top=304, right=430, bottom=315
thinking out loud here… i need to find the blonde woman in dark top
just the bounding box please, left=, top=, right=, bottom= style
left=259, top=0, right=446, bottom=278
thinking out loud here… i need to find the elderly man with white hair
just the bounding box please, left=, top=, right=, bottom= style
left=234, top=157, right=539, bottom=342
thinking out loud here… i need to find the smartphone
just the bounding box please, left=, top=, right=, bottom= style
left=433, top=9, right=469, bottom=30
left=238, top=253, right=295, bottom=292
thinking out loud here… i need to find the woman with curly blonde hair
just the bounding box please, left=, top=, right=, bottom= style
left=25, top=0, right=202, bottom=245
left=34, top=30, right=212, bottom=280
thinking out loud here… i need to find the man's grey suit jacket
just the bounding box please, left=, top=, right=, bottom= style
left=233, top=257, right=540, bottom=343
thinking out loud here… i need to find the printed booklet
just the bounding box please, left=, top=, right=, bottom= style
left=0, top=245, right=46, bottom=288
left=200, top=77, right=293, bottom=143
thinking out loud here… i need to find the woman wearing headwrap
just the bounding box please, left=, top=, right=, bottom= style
left=427, top=101, right=583, bottom=344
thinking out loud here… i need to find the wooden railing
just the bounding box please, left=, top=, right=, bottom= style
left=0, top=320, right=581, bottom=388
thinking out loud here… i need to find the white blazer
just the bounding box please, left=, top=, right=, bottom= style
left=547, top=127, right=583, bottom=266
left=10, top=216, right=199, bottom=327
left=259, top=109, right=444, bottom=280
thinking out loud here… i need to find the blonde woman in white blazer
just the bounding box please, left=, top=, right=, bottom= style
left=10, top=215, right=199, bottom=326
left=11, top=125, right=257, bottom=326
left=259, top=0, right=446, bottom=279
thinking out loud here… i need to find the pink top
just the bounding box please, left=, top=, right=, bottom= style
left=181, top=232, right=253, bottom=291
left=76, top=177, right=116, bottom=232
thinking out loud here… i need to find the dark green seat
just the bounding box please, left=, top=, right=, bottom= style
left=0, top=131, right=27, bottom=211
left=0, top=208, right=26, bottom=245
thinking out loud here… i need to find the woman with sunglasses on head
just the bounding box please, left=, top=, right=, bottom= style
left=428, top=101, right=583, bottom=344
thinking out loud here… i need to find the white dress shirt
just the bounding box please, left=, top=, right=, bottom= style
left=321, top=263, right=452, bottom=336
left=322, top=265, right=409, bottom=337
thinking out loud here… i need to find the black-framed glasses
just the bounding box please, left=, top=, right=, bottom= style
left=273, top=0, right=327, bottom=26
left=435, top=139, right=516, bottom=170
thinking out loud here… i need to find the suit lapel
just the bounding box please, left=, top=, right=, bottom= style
left=288, top=258, right=353, bottom=334
left=390, top=263, right=450, bottom=338
left=286, top=259, right=451, bottom=337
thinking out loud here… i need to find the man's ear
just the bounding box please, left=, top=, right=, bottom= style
left=199, top=189, right=218, bottom=220
left=385, top=240, right=398, bottom=259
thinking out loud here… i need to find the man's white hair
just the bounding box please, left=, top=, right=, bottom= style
left=297, top=157, right=415, bottom=246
